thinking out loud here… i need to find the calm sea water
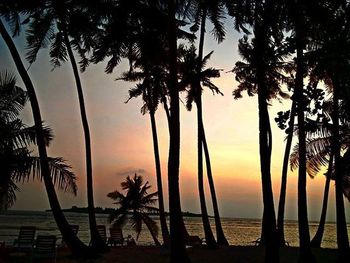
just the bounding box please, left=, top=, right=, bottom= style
left=0, top=210, right=348, bottom=248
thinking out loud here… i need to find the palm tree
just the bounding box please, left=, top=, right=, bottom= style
left=0, top=71, right=78, bottom=211
left=232, top=2, right=289, bottom=261
left=119, top=65, right=170, bottom=246
left=19, top=0, right=104, bottom=249
left=182, top=0, right=229, bottom=246
left=167, top=0, right=191, bottom=262
left=0, top=17, right=90, bottom=256
left=289, top=102, right=350, bottom=248
left=178, top=45, right=223, bottom=248
left=299, top=2, right=350, bottom=258
left=107, top=174, right=161, bottom=246
left=275, top=99, right=296, bottom=246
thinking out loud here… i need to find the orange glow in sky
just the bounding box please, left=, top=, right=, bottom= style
left=1, top=22, right=349, bottom=221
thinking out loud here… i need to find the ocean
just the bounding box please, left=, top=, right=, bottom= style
left=0, top=210, right=347, bottom=248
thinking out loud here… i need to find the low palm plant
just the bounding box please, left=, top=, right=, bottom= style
left=107, top=174, right=160, bottom=246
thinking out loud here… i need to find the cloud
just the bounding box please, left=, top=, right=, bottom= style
left=116, top=168, right=147, bottom=177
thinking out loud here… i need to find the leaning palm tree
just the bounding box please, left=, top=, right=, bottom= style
left=178, top=45, right=222, bottom=248
left=0, top=15, right=90, bottom=256
left=19, top=0, right=104, bottom=249
left=107, top=174, right=161, bottom=246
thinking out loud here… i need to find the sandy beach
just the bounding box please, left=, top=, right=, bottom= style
left=2, top=246, right=338, bottom=263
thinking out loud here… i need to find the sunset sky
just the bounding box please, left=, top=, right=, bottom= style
left=1, top=20, right=349, bottom=222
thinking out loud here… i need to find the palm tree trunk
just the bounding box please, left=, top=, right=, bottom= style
left=277, top=100, right=297, bottom=246
left=202, top=126, right=229, bottom=246
left=332, top=79, right=350, bottom=261
left=253, top=15, right=279, bottom=261
left=141, top=214, right=161, bottom=247
left=196, top=95, right=217, bottom=249
left=195, top=6, right=217, bottom=249
left=167, top=1, right=191, bottom=262
left=295, top=17, right=315, bottom=261
left=61, top=28, right=105, bottom=250
left=311, top=155, right=333, bottom=248
left=149, top=111, right=170, bottom=246
left=0, top=18, right=90, bottom=257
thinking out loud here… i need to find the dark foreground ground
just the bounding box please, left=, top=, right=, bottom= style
left=2, top=245, right=338, bottom=263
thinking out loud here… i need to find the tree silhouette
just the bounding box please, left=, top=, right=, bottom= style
left=107, top=174, right=161, bottom=246
left=0, top=16, right=91, bottom=256
left=120, top=64, right=170, bottom=246
left=20, top=0, right=105, bottom=250
left=182, top=0, right=229, bottom=246
left=0, top=71, right=77, bottom=211
left=178, top=45, right=223, bottom=248
left=232, top=1, right=290, bottom=261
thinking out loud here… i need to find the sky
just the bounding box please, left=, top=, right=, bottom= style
left=0, top=18, right=349, bottom=222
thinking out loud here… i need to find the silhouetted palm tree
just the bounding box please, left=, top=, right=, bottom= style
left=301, top=2, right=350, bottom=258
left=0, top=71, right=78, bottom=211
left=19, top=0, right=104, bottom=249
left=107, top=174, right=161, bottom=246
left=120, top=65, right=170, bottom=246
left=232, top=2, right=289, bottom=261
left=178, top=45, right=223, bottom=248
left=0, top=17, right=90, bottom=256
left=167, top=0, right=191, bottom=261
left=182, top=0, right=229, bottom=246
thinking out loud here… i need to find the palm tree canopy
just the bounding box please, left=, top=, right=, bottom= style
left=107, top=174, right=159, bottom=239
left=0, top=71, right=77, bottom=211
left=178, top=45, right=223, bottom=111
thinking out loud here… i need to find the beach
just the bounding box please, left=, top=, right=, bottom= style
left=1, top=245, right=339, bottom=263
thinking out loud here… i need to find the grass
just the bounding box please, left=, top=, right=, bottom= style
left=3, top=245, right=339, bottom=263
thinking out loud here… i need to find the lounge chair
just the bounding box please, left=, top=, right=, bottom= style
left=13, top=226, right=36, bottom=251
left=108, top=227, right=124, bottom=246
left=61, top=225, right=79, bottom=247
left=31, top=235, right=57, bottom=263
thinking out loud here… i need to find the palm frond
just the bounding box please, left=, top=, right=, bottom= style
left=26, top=13, right=54, bottom=64
left=12, top=156, right=77, bottom=195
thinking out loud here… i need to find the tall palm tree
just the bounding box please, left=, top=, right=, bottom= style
left=178, top=45, right=223, bottom=248
left=119, top=65, right=170, bottom=246
left=275, top=99, right=296, bottom=246
left=300, top=2, right=350, bottom=258
left=20, top=0, right=105, bottom=249
left=232, top=2, right=289, bottom=261
left=107, top=174, right=161, bottom=246
left=182, top=0, right=229, bottom=246
left=0, top=17, right=90, bottom=256
left=0, top=71, right=78, bottom=211
left=167, top=0, right=191, bottom=262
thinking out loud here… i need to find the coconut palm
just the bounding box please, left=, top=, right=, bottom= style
left=0, top=71, right=77, bottom=211
left=166, top=0, right=192, bottom=261
left=232, top=1, right=290, bottom=261
left=290, top=105, right=350, bottom=248
left=107, top=174, right=161, bottom=246
left=299, top=2, right=350, bottom=258
left=181, top=0, right=229, bottom=246
left=17, top=0, right=104, bottom=249
left=120, top=65, right=170, bottom=246
left=0, top=16, right=90, bottom=256
left=178, top=45, right=222, bottom=248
